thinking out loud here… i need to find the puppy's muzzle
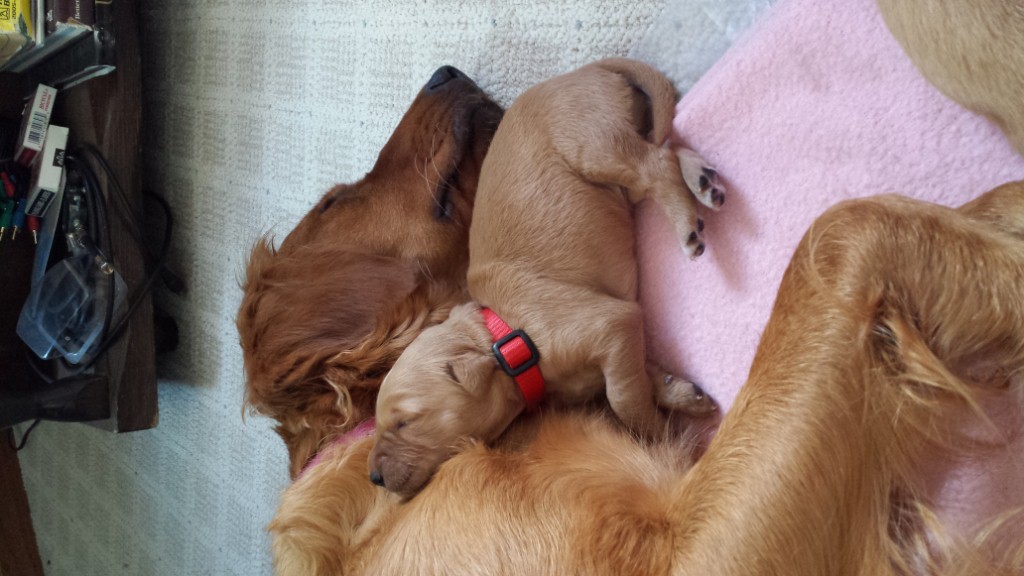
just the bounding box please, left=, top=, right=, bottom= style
left=368, top=457, right=406, bottom=492
left=369, top=445, right=422, bottom=496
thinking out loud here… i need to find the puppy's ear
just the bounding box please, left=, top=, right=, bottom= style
left=447, top=352, right=498, bottom=397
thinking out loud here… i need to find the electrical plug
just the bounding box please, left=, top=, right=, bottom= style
left=11, top=199, right=25, bottom=241
left=0, top=172, right=14, bottom=199
left=0, top=199, right=12, bottom=241
left=27, top=214, right=40, bottom=245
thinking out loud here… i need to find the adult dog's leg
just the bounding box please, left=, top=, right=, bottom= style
left=668, top=186, right=1024, bottom=576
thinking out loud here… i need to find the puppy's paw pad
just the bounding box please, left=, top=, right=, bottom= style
left=683, top=229, right=705, bottom=259
left=694, top=166, right=726, bottom=210
left=676, top=148, right=726, bottom=211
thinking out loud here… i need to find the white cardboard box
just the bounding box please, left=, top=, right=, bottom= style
left=26, top=125, right=69, bottom=217
left=14, top=84, right=58, bottom=167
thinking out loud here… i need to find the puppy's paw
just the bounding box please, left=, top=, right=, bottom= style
left=682, top=225, right=706, bottom=259
left=675, top=147, right=725, bottom=211
left=654, top=370, right=717, bottom=416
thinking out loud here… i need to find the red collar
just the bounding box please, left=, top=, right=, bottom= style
left=480, top=308, right=545, bottom=411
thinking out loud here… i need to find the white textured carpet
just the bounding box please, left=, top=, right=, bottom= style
left=14, top=1, right=766, bottom=574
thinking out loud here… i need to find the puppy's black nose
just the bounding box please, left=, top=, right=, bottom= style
left=369, top=470, right=385, bottom=487
left=425, top=65, right=467, bottom=91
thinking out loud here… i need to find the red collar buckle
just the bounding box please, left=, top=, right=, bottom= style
left=481, top=308, right=545, bottom=411
left=492, top=329, right=540, bottom=376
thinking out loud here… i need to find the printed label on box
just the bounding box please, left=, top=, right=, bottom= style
left=26, top=124, right=68, bottom=217
left=15, top=84, right=58, bottom=167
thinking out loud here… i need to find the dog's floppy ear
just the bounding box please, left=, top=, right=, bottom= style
left=446, top=351, right=499, bottom=397
left=437, top=301, right=499, bottom=397
left=239, top=237, right=424, bottom=475
left=239, top=239, right=420, bottom=395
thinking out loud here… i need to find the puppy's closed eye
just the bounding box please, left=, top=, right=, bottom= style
left=445, top=362, right=460, bottom=383
left=391, top=414, right=418, bottom=432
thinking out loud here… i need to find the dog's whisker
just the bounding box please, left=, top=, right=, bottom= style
left=428, top=133, right=448, bottom=182
left=416, top=258, right=436, bottom=283
left=413, top=153, right=446, bottom=213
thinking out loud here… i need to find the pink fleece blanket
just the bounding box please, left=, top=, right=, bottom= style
left=637, top=0, right=1024, bottom=545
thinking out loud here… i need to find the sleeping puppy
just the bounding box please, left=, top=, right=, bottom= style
left=877, top=0, right=1024, bottom=155
left=369, top=58, right=720, bottom=497
left=237, top=66, right=502, bottom=478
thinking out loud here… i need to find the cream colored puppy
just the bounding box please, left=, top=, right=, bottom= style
left=369, top=59, right=721, bottom=497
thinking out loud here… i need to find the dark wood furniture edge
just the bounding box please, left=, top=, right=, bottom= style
left=0, top=438, right=45, bottom=576
left=63, top=0, right=158, bottom=432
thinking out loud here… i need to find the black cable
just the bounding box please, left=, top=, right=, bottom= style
left=75, top=145, right=186, bottom=294
left=64, top=154, right=116, bottom=365
left=76, top=144, right=147, bottom=257
left=64, top=190, right=173, bottom=374
left=75, top=154, right=114, bottom=263
left=7, top=419, right=41, bottom=451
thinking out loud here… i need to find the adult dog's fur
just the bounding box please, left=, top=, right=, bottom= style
left=877, top=0, right=1024, bottom=155
left=237, top=66, right=502, bottom=478
left=272, top=181, right=1024, bottom=575
left=369, top=59, right=720, bottom=496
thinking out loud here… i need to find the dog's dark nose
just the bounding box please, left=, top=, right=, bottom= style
left=425, top=65, right=467, bottom=91
left=369, top=470, right=385, bottom=487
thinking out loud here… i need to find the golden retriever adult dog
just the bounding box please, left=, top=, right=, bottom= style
left=237, top=66, right=502, bottom=478
left=877, top=0, right=1024, bottom=156
left=271, top=180, right=1024, bottom=575
left=368, top=59, right=722, bottom=497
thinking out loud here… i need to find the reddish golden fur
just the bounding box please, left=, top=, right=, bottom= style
left=876, top=0, right=1024, bottom=156
left=370, top=59, right=722, bottom=497
left=237, top=68, right=502, bottom=477
left=271, top=181, right=1024, bottom=575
